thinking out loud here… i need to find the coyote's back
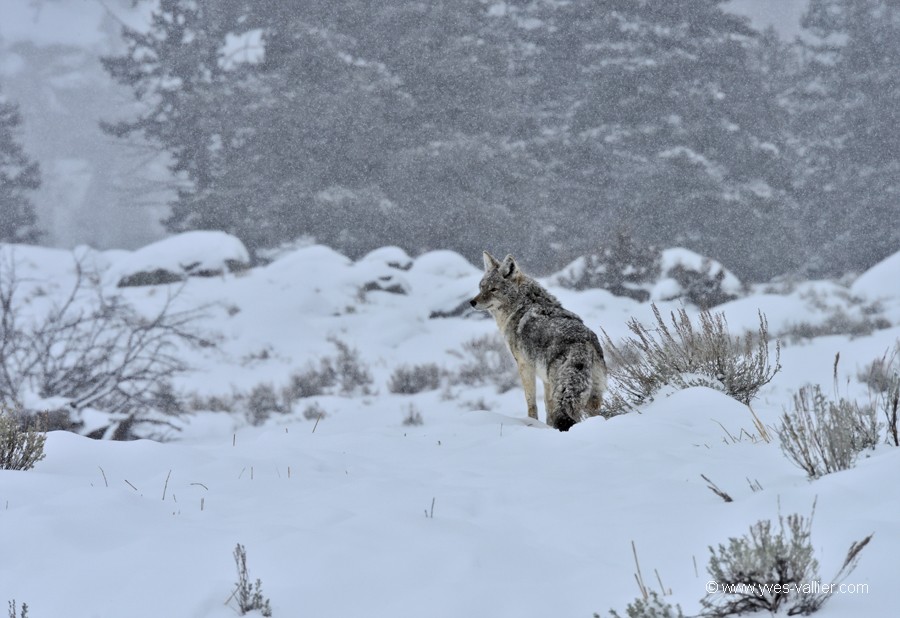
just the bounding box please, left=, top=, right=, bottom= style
left=470, top=251, right=607, bottom=431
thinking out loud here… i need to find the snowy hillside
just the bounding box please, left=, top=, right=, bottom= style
left=1, top=236, right=899, bottom=617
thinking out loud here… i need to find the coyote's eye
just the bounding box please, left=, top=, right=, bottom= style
left=489, top=287, right=499, bottom=293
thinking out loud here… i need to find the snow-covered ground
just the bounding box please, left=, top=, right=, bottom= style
left=1, top=236, right=899, bottom=617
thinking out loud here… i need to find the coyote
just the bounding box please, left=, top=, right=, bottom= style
left=470, top=252, right=607, bottom=431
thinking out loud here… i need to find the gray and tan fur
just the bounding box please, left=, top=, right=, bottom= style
left=470, top=251, right=607, bottom=431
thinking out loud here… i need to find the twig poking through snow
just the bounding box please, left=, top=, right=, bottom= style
left=701, top=473, right=733, bottom=503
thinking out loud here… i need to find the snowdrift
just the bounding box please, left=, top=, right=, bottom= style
left=1, top=236, right=898, bottom=616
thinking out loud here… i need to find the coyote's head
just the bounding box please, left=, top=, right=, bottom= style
left=470, top=251, right=524, bottom=314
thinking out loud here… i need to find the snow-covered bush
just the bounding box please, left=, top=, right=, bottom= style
left=246, top=383, right=285, bottom=426
left=7, top=600, right=30, bottom=618
left=329, top=337, right=373, bottom=395
left=701, top=503, right=871, bottom=617
left=281, top=338, right=372, bottom=407
left=703, top=510, right=817, bottom=615
left=282, top=360, right=337, bottom=401
left=857, top=344, right=900, bottom=394
left=229, top=544, right=272, bottom=617
left=388, top=363, right=442, bottom=394
left=302, top=401, right=326, bottom=421
left=0, top=252, right=207, bottom=440
left=652, top=249, right=743, bottom=308
left=402, top=404, right=424, bottom=426
left=554, top=231, right=661, bottom=301
left=214, top=340, right=375, bottom=426
left=450, top=333, right=519, bottom=393
left=552, top=239, right=742, bottom=307
left=189, top=392, right=238, bottom=414
left=665, top=263, right=737, bottom=309
left=0, top=407, right=45, bottom=471
left=780, top=310, right=891, bottom=343
left=604, top=591, right=683, bottom=618
left=602, top=305, right=780, bottom=415
left=858, top=345, right=900, bottom=446
left=778, top=384, right=880, bottom=478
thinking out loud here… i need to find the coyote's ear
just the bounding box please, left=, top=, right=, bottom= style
left=499, top=254, right=517, bottom=279
left=483, top=251, right=500, bottom=271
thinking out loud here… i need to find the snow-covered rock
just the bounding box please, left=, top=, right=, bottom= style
left=655, top=247, right=742, bottom=299
left=358, top=246, right=413, bottom=271
left=547, top=245, right=742, bottom=306
left=407, top=250, right=482, bottom=318
left=354, top=247, right=414, bottom=295
left=107, top=231, right=251, bottom=287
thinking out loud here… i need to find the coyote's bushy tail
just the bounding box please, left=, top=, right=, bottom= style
left=550, top=348, right=595, bottom=431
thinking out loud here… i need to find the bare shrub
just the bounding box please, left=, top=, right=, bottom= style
left=302, top=401, right=326, bottom=421
left=402, top=404, right=424, bottom=426
left=151, top=380, right=185, bottom=416
left=229, top=340, right=374, bottom=424
left=0, top=252, right=207, bottom=439
left=461, top=397, right=492, bottom=411
left=388, top=363, right=442, bottom=394
left=858, top=344, right=900, bottom=446
left=604, top=541, right=679, bottom=618
left=604, top=591, right=683, bottom=618
left=703, top=507, right=818, bottom=616
left=858, top=348, right=899, bottom=394
left=602, top=304, right=780, bottom=414
left=778, top=384, right=880, bottom=478
left=450, top=333, right=519, bottom=393
left=282, top=359, right=336, bottom=402
left=281, top=338, right=372, bottom=405
left=7, top=600, right=29, bottom=618
left=0, top=407, right=45, bottom=471
left=700, top=501, right=872, bottom=617
left=245, top=383, right=284, bottom=426
left=781, top=311, right=891, bottom=343
left=883, top=384, right=899, bottom=447
left=228, top=543, right=272, bottom=617
left=189, top=393, right=238, bottom=413
left=328, top=337, right=373, bottom=395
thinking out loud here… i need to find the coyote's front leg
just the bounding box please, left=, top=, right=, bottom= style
left=515, top=359, right=538, bottom=420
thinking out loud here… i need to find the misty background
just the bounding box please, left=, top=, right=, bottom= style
left=0, top=0, right=896, bottom=282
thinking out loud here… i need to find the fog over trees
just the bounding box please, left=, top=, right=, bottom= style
left=3, top=0, right=899, bottom=281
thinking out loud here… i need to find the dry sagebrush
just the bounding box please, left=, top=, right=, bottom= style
left=701, top=501, right=872, bottom=617
left=858, top=343, right=900, bottom=446
left=388, top=363, right=442, bottom=394
left=778, top=384, right=880, bottom=478
left=602, top=304, right=780, bottom=415
left=450, top=333, right=519, bottom=393
left=0, top=407, right=45, bottom=471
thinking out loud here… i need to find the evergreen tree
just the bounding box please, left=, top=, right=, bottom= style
left=103, top=0, right=418, bottom=257
left=102, top=0, right=247, bottom=242
left=103, top=0, right=800, bottom=279
left=0, top=89, right=41, bottom=244
left=525, top=0, right=796, bottom=278
left=795, top=0, right=900, bottom=275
